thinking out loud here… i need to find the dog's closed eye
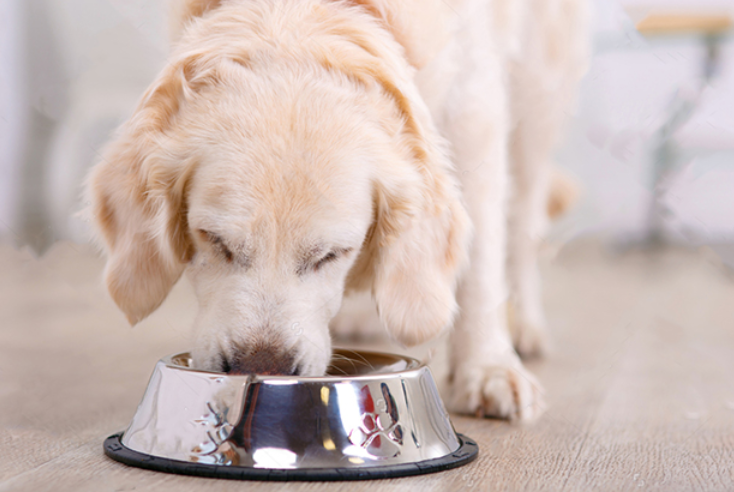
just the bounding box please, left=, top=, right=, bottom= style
left=197, top=229, right=235, bottom=263
left=301, top=247, right=353, bottom=274
left=314, top=250, right=339, bottom=270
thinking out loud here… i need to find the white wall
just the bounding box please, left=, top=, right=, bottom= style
left=0, top=0, right=168, bottom=249
left=0, top=0, right=26, bottom=236
left=1, top=0, right=734, bottom=250
left=556, top=0, right=734, bottom=244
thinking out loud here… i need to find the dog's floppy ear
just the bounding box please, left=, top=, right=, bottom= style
left=340, top=72, right=470, bottom=347
left=87, top=59, right=201, bottom=325
left=367, top=165, right=470, bottom=347
left=345, top=0, right=453, bottom=69
left=324, top=8, right=470, bottom=347
left=169, top=0, right=223, bottom=43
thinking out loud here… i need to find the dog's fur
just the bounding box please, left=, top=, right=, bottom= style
left=88, top=0, right=587, bottom=420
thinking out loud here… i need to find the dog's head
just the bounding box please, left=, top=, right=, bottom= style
left=87, top=2, right=469, bottom=376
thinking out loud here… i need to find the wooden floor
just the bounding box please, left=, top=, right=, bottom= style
left=1, top=239, right=733, bottom=491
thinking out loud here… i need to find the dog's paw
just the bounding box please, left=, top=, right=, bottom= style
left=447, top=358, right=545, bottom=421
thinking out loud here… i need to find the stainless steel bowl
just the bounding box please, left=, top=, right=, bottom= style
left=104, top=349, right=477, bottom=480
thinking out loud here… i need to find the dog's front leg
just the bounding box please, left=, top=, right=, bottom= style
left=506, top=116, right=553, bottom=359
left=449, top=144, right=544, bottom=420
left=440, top=52, right=544, bottom=422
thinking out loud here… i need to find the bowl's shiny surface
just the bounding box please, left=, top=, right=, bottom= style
left=115, top=349, right=472, bottom=474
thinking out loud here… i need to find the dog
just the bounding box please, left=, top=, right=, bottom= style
left=87, top=0, right=587, bottom=420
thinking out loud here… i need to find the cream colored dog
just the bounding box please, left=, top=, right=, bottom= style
left=88, top=0, right=587, bottom=420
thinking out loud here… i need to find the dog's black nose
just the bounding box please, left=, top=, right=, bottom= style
left=224, top=344, right=298, bottom=376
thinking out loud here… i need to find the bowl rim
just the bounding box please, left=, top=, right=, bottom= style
left=161, top=348, right=426, bottom=383
left=105, top=432, right=479, bottom=481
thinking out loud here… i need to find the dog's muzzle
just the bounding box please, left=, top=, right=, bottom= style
left=223, top=344, right=298, bottom=376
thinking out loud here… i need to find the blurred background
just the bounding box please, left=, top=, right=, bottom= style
left=1, top=0, right=734, bottom=256
left=2, top=2, right=734, bottom=489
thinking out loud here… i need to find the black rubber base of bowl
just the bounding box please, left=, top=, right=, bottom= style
left=104, top=432, right=478, bottom=481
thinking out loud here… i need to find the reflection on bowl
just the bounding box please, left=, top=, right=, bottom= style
left=104, top=349, right=478, bottom=481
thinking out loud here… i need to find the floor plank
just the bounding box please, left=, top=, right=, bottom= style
left=1, top=240, right=733, bottom=491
